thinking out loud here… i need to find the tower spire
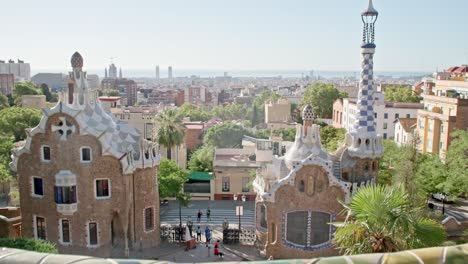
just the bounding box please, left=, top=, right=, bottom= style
left=345, top=0, right=383, bottom=159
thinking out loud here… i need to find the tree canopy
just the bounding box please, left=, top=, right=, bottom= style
left=178, top=103, right=211, bottom=122
left=302, top=83, right=347, bottom=118
left=443, top=130, right=468, bottom=197
left=0, top=94, right=9, bottom=110
left=0, top=107, right=42, bottom=141
left=203, top=122, right=251, bottom=148
left=158, top=159, right=189, bottom=199
left=0, top=238, right=58, bottom=253
left=384, top=85, right=421, bottom=103
left=320, top=126, right=346, bottom=152
left=0, top=135, right=14, bottom=183
left=12, top=82, right=42, bottom=106
left=154, top=108, right=185, bottom=160
left=188, top=145, right=214, bottom=172
left=333, top=185, right=446, bottom=255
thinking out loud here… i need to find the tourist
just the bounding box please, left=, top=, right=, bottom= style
left=222, top=217, right=229, bottom=230
left=197, top=209, right=202, bottom=223
left=186, top=216, right=193, bottom=237
left=196, top=226, right=202, bottom=241
left=206, top=206, right=211, bottom=222
left=205, top=226, right=211, bottom=246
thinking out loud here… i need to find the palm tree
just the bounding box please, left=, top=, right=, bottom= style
left=154, top=108, right=185, bottom=160
left=333, top=185, right=446, bottom=255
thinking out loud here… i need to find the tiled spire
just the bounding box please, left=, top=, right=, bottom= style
left=346, top=0, right=383, bottom=158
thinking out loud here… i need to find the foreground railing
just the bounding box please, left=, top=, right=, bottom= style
left=0, top=243, right=466, bottom=263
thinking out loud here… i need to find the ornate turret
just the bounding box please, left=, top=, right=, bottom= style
left=345, top=0, right=383, bottom=159
left=302, top=104, right=315, bottom=135
left=66, top=52, right=96, bottom=105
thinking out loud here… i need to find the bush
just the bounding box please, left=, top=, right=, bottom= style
left=0, top=238, right=58, bottom=253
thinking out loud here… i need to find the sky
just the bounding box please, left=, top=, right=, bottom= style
left=1, top=0, right=468, bottom=74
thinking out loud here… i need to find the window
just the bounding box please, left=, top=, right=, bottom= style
left=271, top=223, right=277, bottom=243
left=383, top=133, right=387, bottom=139
left=406, top=114, right=410, bottom=118
left=427, top=139, right=432, bottom=150
left=260, top=205, right=267, bottom=229
left=374, top=113, right=377, bottom=118
left=95, top=179, right=110, bottom=199
left=395, top=113, right=399, bottom=119
left=419, top=120, right=424, bottom=129
left=440, top=124, right=445, bottom=133
left=35, top=216, right=46, bottom=240
left=439, top=142, right=444, bottom=151
left=428, top=120, right=434, bottom=132
left=222, top=177, right=230, bottom=192
left=81, top=147, right=92, bottom=162
left=286, top=211, right=308, bottom=246
left=309, top=212, right=330, bottom=245
left=144, top=207, right=154, bottom=231
left=242, top=177, right=250, bottom=192
left=88, top=222, right=98, bottom=246
left=383, top=123, right=388, bottom=129
left=384, top=113, right=388, bottom=119
left=32, top=177, right=43, bottom=197
left=60, top=219, right=71, bottom=244
left=55, top=186, right=77, bottom=204
left=299, top=180, right=305, bottom=192
left=42, top=146, right=51, bottom=161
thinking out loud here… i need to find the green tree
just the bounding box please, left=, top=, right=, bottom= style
left=251, top=104, right=259, bottom=126
left=272, top=127, right=296, bottom=142
left=106, top=89, right=120, bottom=97
left=384, top=85, right=421, bottom=103
left=0, top=135, right=14, bottom=183
left=414, top=154, right=446, bottom=198
left=0, top=238, right=58, bottom=253
left=188, top=145, right=214, bottom=172
left=0, top=107, right=42, bottom=141
left=319, top=126, right=346, bottom=152
left=154, top=108, right=185, bottom=160
left=158, top=159, right=189, bottom=199
left=302, top=83, right=347, bottom=118
left=333, top=185, right=446, bottom=255
left=443, top=130, right=468, bottom=197
left=178, top=102, right=211, bottom=122
left=39, top=84, right=53, bottom=102
left=12, top=82, right=42, bottom=106
left=0, top=94, right=9, bottom=110
left=203, top=122, right=251, bottom=148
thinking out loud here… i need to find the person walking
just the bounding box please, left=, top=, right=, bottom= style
left=222, top=217, right=229, bottom=230
left=206, top=207, right=211, bottom=222
left=196, top=226, right=202, bottom=242
left=197, top=209, right=202, bottom=223
left=204, top=226, right=211, bottom=246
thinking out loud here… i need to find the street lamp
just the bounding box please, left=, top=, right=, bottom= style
left=441, top=194, right=446, bottom=215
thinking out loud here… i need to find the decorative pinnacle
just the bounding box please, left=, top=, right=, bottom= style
left=71, top=52, right=83, bottom=68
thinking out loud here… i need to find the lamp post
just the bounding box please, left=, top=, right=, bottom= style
left=234, top=193, right=246, bottom=231
left=441, top=194, right=446, bottom=215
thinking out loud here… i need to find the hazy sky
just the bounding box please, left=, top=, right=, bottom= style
left=2, top=0, right=467, bottom=73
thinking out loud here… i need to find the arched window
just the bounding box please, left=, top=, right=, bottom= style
left=286, top=211, right=331, bottom=247
left=259, top=205, right=267, bottom=229
left=299, top=180, right=305, bottom=192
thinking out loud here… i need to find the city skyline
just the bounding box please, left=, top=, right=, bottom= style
left=2, top=0, right=468, bottom=72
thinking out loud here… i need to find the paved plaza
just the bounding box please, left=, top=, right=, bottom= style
left=160, top=200, right=255, bottom=229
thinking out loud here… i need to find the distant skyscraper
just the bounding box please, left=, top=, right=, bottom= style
left=105, top=68, right=108, bottom=78
left=156, top=65, right=160, bottom=80
left=119, top=67, right=123, bottom=79
left=168, top=66, right=173, bottom=80
left=108, top=63, right=117, bottom=79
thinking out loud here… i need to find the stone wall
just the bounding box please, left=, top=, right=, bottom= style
left=259, top=164, right=345, bottom=259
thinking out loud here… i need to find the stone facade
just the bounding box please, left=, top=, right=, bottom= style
left=10, top=52, right=160, bottom=257
left=253, top=1, right=383, bottom=259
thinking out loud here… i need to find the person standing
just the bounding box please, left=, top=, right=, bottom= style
left=206, top=207, right=211, bottom=222
left=186, top=216, right=193, bottom=238
left=197, top=209, right=202, bottom=223
left=196, top=226, right=202, bottom=241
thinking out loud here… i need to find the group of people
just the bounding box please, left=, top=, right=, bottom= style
left=196, top=208, right=211, bottom=222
